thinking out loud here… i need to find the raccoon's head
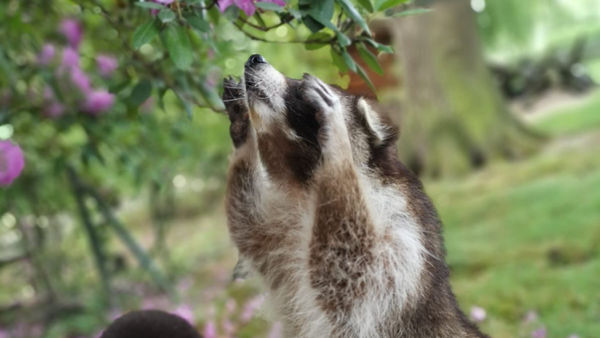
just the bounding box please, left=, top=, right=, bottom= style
left=230, top=54, right=398, bottom=184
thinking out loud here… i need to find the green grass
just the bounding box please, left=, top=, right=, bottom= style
left=426, top=103, right=600, bottom=337
left=535, top=90, right=600, bottom=135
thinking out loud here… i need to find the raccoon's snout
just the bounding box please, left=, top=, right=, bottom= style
left=245, top=54, right=267, bottom=68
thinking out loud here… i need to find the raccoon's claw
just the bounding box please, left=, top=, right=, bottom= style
left=222, top=77, right=250, bottom=148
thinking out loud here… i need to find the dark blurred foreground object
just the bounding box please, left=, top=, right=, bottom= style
left=100, top=310, right=202, bottom=338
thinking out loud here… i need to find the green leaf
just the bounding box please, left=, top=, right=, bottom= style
left=132, top=19, right=159, bottom=49
left=186, top=14, right=210, bottom=32
left=255, top=2, right=285, bottom=12
left=356, top=64, right=377, bottom=94
left=302, top=16, right=324, bottom=33
left=336, top=0, right=371, bottom=35
left=299, top=0, right=334, bottom=33
left=158, top=8, right=176, bottom=23
left=341, top=48, right=357, bottom=72
left=330, top=47, right=348, bottom=72
left=162, top=25, right=193, bottom=70
left=306, top=31, right=333, bottom=50
left=335, top=30, right=352, bottom=47
left=391, top=8, right=432, bottom=17
left=375, top=0, right=408, bottom=11
left=357, top=0, right=374, bottom=12
left=129, top=80, right=153, bottom=107
left=199, top=82, right=225, bottom=111
left=357, top=43, right=383, bottom=75
left=135, top=1, right=166, bottom=10
left=363, top=38, right=393, bottom=53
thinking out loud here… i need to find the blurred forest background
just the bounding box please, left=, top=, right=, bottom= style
left=1, top=0, right=600, bottom=337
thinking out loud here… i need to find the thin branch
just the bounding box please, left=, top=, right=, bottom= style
left=234, top=22, right=335, bottom=45
left=66, top=166, right=112, bottom=300
left=238, top=15, right=294, bottom=32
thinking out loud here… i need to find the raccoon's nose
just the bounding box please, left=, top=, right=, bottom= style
left=245, top=54, right=267, bottom=68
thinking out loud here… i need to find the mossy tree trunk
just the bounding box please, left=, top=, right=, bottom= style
left=390, top=0, right=541, bottom=177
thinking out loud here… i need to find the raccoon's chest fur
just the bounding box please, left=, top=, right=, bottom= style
left=248, top=168, right=426, bottom=338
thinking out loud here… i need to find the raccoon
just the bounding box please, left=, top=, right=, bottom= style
left=223, top=54, right=486, bottom=338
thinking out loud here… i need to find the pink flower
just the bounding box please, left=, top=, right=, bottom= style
left=38, top=43, right=56, bottom=65
left=469, top=306, right=486, bottom=323
left=222, top=318, right=235, bottom=336
left=523, top=310, right=538, bottom=323
left=44, top=101, right=65, bottom=118
left=531, top=326, right=547, bottom=338
left=59, top=19, right=83, bottom=48
left=225, top=299, right=237, bottom=314
left=96, top=55, right=118, bottom=77
left=240, top=295, right=265, bottom=322
left=173, top=304, right=194, bottom=324
left=0, top=140, right=25, bottom=186
left=203, top=320, right=217, bottom=338
left=70, top=67, right=92, bottom=94
left=218, top=0, right=285, bottom=17
left=150, top=0, right=174, bottom=15
left=61, top=47, right=79, bottom=71
left=83, top=90, right=114, bottom=115
left=140, top=97, right=155, bottom=114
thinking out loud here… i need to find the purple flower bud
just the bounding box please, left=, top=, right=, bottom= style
left=38, top=43, right=56, bottom=65
left=150, top=0, right=174, bottom=15
left=83, top=90, right=114, bottom=115
left=173, top=304, right=194, bottom=324
left=469, top=306, right=486, bottom=323
left=203, top=320, right=216, bottom=338
left=218, top=0, right=285, bottom=16
left=61, top=47, right=80, bottom=71
left=531, top=326, right=547, bottom=338
left=96, top=55, right=118, bottom=77
left=0, top=140, right=25, bottom=186
left=44, top=101, right=65, bottom=118
left=70, top=67, right=92, bottom=94
left=59, top=19, right=83, bottom=48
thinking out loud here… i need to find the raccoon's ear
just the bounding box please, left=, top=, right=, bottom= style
left=357, top=98, right=388, bottom=145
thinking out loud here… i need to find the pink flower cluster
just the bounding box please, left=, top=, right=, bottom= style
left=0, top=140, right=25, bottom=187
left=217, top=0, right=285, bottom=17
left=38, top=19, right=117, bottom=117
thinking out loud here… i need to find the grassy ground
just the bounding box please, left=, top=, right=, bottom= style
left=431, top=92, right=600, bottom=337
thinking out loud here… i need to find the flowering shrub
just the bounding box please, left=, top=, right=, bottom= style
left=0, top=0, right=413, bottom=336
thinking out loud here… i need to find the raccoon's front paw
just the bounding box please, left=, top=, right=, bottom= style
left=300, top=74, right=351, bottom=157
left=223, top=77, right=250, bottom=148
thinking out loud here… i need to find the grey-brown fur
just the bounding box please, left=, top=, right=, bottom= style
left=223, top=55, right=487, bottom=337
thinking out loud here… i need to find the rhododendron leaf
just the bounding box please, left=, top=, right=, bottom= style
left=158, top=8, right=176, bottom=23
left=374, top=0, right=409, bottom=11
left=305, top=31, right=332, bottom=50
left=186, top=15, right=210, bottom=32
left=341, top=48, right=357, bottom=72
left=129, top=80, right=153, bottom=107
left=199, top=82, right=225, bottom=111
left=357, top=0, right=374, bottom=12
left=134, top=2, right=165, bottom=10
left=363, top=37, right=393, bottom=53
left=330, top=47, right=348, bottom=72
left=357, top=63, right=376, bottom=93
left=255, top=2, right=284, bottom=12
left=336, top=0, right=371, bottom=35
left=132, top=19, right=159, bottom=49
left=299, top=0, right=334, bottom=33
left=162, top=25, right=193, bottom=70
left=391, top=8, right=432, bottom=17
left=357, top=42, right=383, bottom=75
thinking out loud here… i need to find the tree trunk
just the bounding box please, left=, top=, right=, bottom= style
left=390, top=0, right=541, bottom=177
